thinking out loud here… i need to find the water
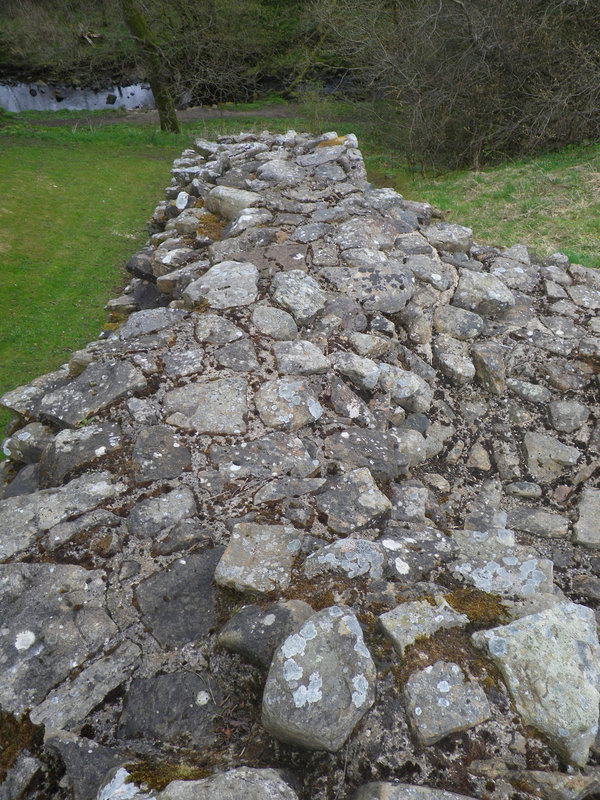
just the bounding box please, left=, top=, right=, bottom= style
left=0, top=81, right=155, bottom=113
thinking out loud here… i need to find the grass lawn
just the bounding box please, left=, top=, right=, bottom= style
left=1, top=106, right=598, bottom=443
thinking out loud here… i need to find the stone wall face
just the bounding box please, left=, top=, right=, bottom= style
left=2, top=131, right=600, bottom=800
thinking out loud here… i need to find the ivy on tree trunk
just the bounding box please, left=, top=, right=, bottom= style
left=120, top=0, right=181, bottom=134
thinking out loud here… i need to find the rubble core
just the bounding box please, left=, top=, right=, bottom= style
left=2, top=130, right=600, bottom=800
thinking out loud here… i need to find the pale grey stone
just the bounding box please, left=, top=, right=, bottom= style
left=118, top=308, right=186, bottom=339
left=567, top=285, right=600, bottom=310
left=304, top=539, right=387, bottom=580
left=164, top=377, right=247, bottom=434
left=506, top=481, right=542, bottom=499
left=297, top=144, right=345, bottom=167
left=574, top=488, right=600, bottom=548
left=0, top=563, right=117, bottom=714
left=39, top=360, right=146, bottom=427
left=252, top=306, right=298, bottom=340
left=215, top=523, right=302, bottom=593
left=320, top=264, right=415, bottom=314
left=127, top=486, right=196, bottom=537
left=378, top=598, right=468, bottom=657
left=223, top=207, right=273, bottom=238
left=330, top=351, right=380, bottom=391
left=549, top=399, right=590, bottom=433
left=271, top=269, right=326, bottom=324
left=194, top=313, right=243, bottom=344
left=451, top=527, right=554, bottom=599
left=315, top=468, right=392, bottom=534
left=433, top=334, right=475, bottom=384
left=404, top=660, right=490, bottom=745
left=254, top=477, right=326, bottom=504
left=348, top=332, right=392, bottom=359
left=273, top=340, right=330, bottom=374
left=473, top=601, right=600, bottom=766
left=491, top=440, right=521, bottom=482
left=423, top=222, right=473, bottom=253
left=489, top=257, right=539, bottom=291
left=162, top=349, right=204, bottom=377
left=452, top=269, right=515, bottom=316
left=0, top=365, right=70, bottom=420
left=158, top=767, right=299, bottom=800
left=324, top=429, right=409, bottom=480
left=209, top=432, right=318, bottom=479
left=523, top=432, right=581, bottom=482
left=433, top=305, right=484, bottom=340
left=393, top=430, right=428, bottom=467
left=205, top=185, right=261, bottom=219
left=0, top=472, right=124, bottom=560
left=378, top=364, right=433, bottom=413
left=507, top=378, right=553, bottom=404
left=405, top=255, right=457, bottom=291
left=390, top=484, right=429, bottom=523
left=30, top=640, right=140, bottom=730
left=332, top=214, right=399, bottom=251
left=255, top=377, right=323, bottom=431
left=506, top=507, right=569, bottom=539
left=184, top=261, right=258, bottom=309
left=0, top=753, right=42, bottom=800
left=353, top=783, right=481, bottom=800
left=256, top=159, right=306, bottom=186
left=262, top=605, right=376, bottom=751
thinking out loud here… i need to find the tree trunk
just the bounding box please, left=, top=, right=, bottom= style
left=120, top=0, right=181, bottom=133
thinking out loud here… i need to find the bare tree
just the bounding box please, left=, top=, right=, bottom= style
left=119, top=0, right=180, bottom=133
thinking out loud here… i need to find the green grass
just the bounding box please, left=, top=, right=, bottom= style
left=366, top=141, right=600, bottom=269
left=1, top=105, right=598, bottom=447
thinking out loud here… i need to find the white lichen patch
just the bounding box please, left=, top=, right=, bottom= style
left=293, top=672, right=323, bottom=708
left=15, top=630, right=36, bottom=651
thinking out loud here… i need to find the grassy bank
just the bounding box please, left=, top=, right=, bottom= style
left=1, top=106, right=598, bottom=441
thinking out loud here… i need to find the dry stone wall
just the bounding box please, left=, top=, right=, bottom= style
left=2, top=130, right=600, bottom=800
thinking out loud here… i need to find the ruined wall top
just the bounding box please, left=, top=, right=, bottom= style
left=2, top=130, right=600, bottom=800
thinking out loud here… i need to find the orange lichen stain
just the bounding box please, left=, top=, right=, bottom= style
left=196, top=212, right=225, bottom=241
left=317, top=136, right=347, bottom=147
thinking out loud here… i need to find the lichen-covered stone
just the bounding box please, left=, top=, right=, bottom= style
left=215, top=523, right=302, bottom=593
left=473, top=601, right=600, bottom=766
left=403, top=661, right=490, bottom=745
left=262, top=606, right=376, bottom=751
left=255, top=377, right=322, bottom=431
left=164, top=377, right=247, bottom=434
left=379, top=598, right=468, bottom=657
left=39, top=360, right=146, bottom=427
left=315, top=468, right=392, bottom=534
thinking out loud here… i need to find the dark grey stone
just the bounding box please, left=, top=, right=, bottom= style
left=218, top=600, right=314, bottom=667
left=134, top=549, right=224, bottom=647
left=117, top=671, right=221, bottom=747
left=132, top=425, right=191, bottom=482
left=323, top=430, right=409, bottom=481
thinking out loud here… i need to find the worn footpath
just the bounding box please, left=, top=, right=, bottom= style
left=2, top=130, right=600, bottom=800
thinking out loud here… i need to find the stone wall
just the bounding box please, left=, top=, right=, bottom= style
left=2, top=130, right=600, bottom=800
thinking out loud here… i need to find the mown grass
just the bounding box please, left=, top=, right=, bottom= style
left=1, top=105, right=598, bottom=443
